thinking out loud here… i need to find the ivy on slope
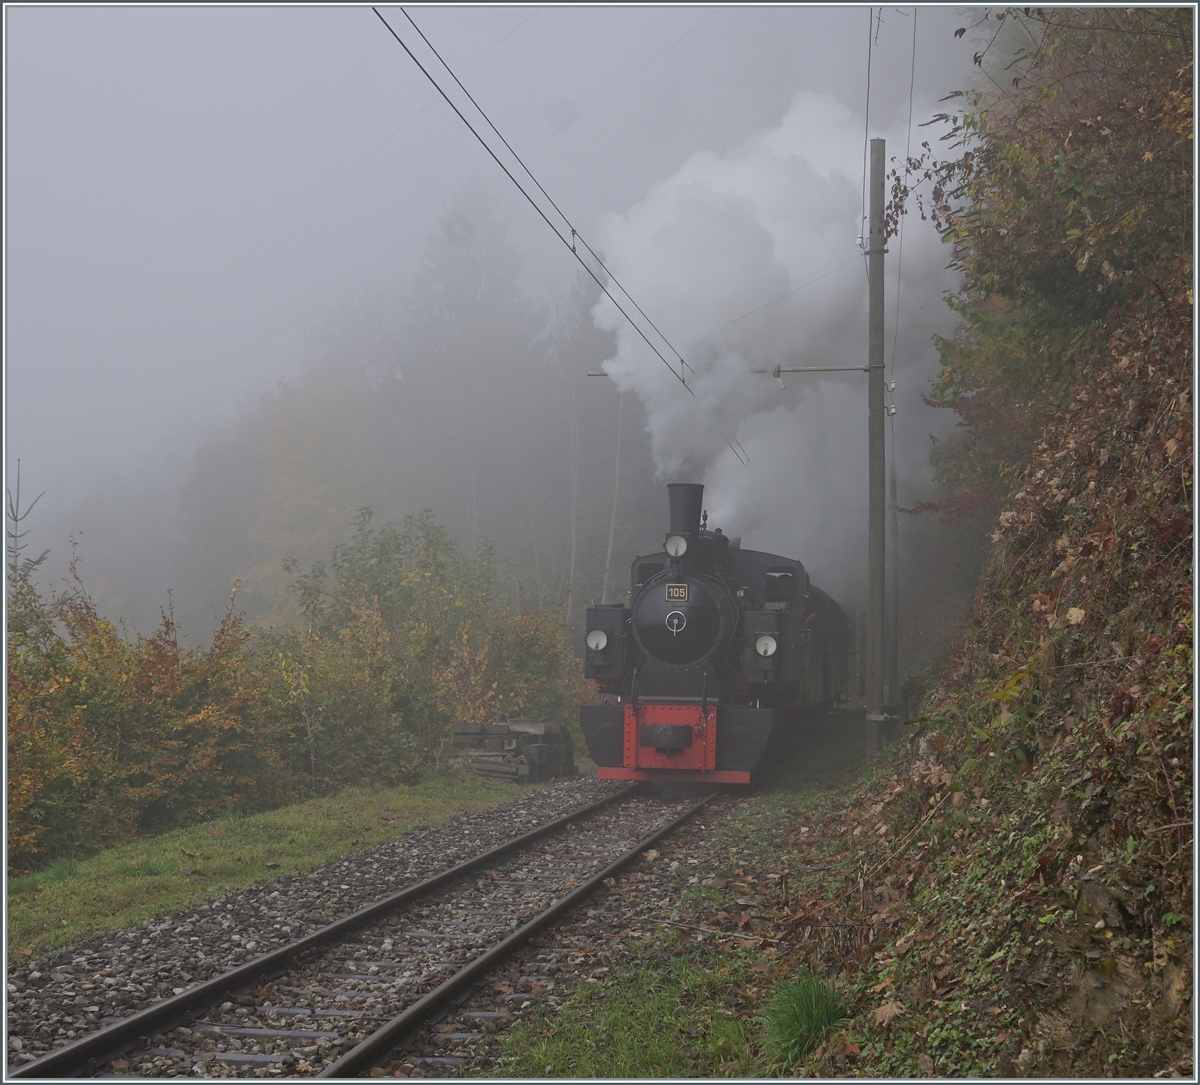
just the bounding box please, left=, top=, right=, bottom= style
left=768, top=297, right=1190, bottom=1078
left=905, top=290, right=1191, bottom=1077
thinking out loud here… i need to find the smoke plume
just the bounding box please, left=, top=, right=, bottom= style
left=592, top=90, right=958, bottom=601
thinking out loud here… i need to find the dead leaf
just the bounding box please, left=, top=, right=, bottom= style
left=1066, top=607, right=1086, bottom=625
left=710, top=877, right=729, bottom=889
left=874, top=1000, right=908, bottom=1027
left=642, top=849, right=659, bottom=861
left=841, top=1041, right=861, bottom=1055
left=916, top=1053, right=934, bottom=1074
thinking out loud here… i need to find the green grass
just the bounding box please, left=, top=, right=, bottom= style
left=8, top=770, right=545, bottom=956
left=761, top=971, right=850, bottom=1064
left=490, top=950, right=762, bottom=1078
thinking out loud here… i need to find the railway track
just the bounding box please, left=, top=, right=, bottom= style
left=10, top=786, right=714, bottom=1079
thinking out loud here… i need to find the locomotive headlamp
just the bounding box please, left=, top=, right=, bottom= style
left=664, top=535, right=688, bottom=558
left=586, top=629, right=608, bottom=651
left=755, top=634, right=778, bottom=658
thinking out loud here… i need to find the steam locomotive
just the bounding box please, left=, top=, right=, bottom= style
left=580, top=483, right=850, bottom=785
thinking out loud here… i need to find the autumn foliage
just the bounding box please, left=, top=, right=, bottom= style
left=896, top=6, right=1192, bottom=521
left=7, top=510, right=585, bottom=873
left=879, top=9, right=1191, bottom=1073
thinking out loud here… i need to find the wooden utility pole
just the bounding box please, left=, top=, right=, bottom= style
left=866, top=137, right=888, bottom=755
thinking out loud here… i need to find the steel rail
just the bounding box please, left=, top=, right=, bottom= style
left=8, top=786, right=638, bottom=1079
left=318, top=790, right=718, bottom=1078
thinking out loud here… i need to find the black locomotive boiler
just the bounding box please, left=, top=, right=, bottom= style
left=580, top=483, right=850, bottom=785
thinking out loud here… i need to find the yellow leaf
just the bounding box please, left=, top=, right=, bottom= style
left=1065, top=607, right=1086, bottom=626
left=874, top=1001, right=907, bottom=1027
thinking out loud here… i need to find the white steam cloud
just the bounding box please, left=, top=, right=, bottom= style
left=593, top=90, right=957, bottom=602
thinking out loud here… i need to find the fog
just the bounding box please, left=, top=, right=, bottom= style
left=6, top=5, right=985, bottom=662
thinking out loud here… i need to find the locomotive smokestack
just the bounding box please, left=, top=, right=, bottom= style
left=668, top=483, right=705, bottom=536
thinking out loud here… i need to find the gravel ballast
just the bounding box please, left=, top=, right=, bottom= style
left=6, top=776, right=627, bottom=1068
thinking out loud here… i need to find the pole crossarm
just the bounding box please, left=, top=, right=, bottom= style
left=751, top=364, right=870, bottom=375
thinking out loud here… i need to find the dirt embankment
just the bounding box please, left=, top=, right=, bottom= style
left=765, top=294, right=1192, bottom=1077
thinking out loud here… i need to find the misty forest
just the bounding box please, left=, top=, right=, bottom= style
left=5, top=6, right=1193, bottom=1078
left=7, top=205, right=660, bottom=866
left=7, top=4, right=987, bottom=870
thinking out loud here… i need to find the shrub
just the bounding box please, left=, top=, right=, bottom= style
left=7, top=507, right=584, bottom=871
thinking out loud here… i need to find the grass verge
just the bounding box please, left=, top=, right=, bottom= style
left=490, top=947, right=763, bottom=1078
left=8, top=770, right=541, bottom=956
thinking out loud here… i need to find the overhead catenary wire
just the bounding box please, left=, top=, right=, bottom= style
left=887, top=6, right=918, bottom=383
left=883, top=9, right=917, bottom=710
left=526, top=11, right=718, bottom=157
left=397, top=6, right=697, bottom=381
left=884, top=8, right=916, bottom=451
left=724, top=258, right=857, bottom=328
left=371, top=7, right=698, bottom=396
left=859, top=5, right=874, bottom=277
